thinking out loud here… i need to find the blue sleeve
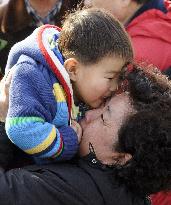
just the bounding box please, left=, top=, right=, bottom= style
left=5, top=59, right=78, bottom=162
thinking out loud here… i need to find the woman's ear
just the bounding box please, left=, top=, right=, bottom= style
left=112, top=152, right=132, bottom=165
left=122, top=153, right=132, bottom=164
left=64, top=58, right=79, bottom=81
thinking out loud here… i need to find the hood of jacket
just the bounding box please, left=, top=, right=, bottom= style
left=127, top=0, right=171, bottom=44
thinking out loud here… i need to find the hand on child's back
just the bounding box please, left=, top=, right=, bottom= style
left=71, top=120, right=82, bottom=144
left=0, top=69, right=14, bottom=122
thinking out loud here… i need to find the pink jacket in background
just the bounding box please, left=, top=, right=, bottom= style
left=127, top=4, right=171, bottom=71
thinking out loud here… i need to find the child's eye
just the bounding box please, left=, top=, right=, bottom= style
left=105, top=77, right=114, bottom=81
left=105, top=76, right=114, bottom=80
left=107, top=73, right=120, bottom=80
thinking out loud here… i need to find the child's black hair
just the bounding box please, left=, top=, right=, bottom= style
left=58, top=8, right=133, bottom=65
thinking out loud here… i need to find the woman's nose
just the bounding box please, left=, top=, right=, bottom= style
left=84, top=108, right=102, bottom=123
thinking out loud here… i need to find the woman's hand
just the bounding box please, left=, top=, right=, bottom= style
left=0, top=71, right=13, bottom=122
left=71, top=120, right=82, bottom=144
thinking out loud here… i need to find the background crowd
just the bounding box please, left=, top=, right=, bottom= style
left=0, top=0, right=170, bottom=205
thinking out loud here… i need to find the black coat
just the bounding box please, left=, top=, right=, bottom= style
left=0, top=154, right=151, bottom=205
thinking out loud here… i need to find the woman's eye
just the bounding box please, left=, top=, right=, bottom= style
left=101, top=114, right=107, bottom=126
left=101, top=114, right=104, bottom=122
left=101, top=113, right=109, bottom=127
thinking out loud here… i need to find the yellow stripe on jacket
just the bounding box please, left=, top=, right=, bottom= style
left=53, top=83, right=67, bottom=102
left=25, top=126, right=56, bottom=154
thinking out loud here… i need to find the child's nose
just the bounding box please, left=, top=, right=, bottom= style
left=110, top=80, right=118, bottom=92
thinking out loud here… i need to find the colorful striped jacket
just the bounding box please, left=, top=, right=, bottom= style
left=5, top=25, right=80, bottom=163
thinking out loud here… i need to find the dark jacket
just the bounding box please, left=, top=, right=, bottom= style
left=0, top=153, right=151, bottom=205
left=0, top=0, right=81, bottom=75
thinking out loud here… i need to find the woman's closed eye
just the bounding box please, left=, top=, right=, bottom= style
left=101, top=114, right=108, bottom=126
left=101, top=114, right=104, bottom=122
left=100, top=105, right=112, bottom=127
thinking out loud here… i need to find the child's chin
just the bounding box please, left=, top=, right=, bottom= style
left=91, top=101, right=103, bottom=108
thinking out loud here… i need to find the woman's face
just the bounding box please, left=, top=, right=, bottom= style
left=79, top=93, right=133, bottom=164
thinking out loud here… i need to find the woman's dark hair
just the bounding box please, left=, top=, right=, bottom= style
left=114, top=64, right=171, bottom=196
left=58, top=8, right=133, bottom=65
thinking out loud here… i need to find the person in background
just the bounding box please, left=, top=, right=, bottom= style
left=0, top=64, right=170, bottom=204
left=84, top=0, right=171, bottom=72
left=0, top=0, right=81, bottom=77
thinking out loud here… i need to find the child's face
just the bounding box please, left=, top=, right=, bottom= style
left=72, top=55, right=126, bottom=108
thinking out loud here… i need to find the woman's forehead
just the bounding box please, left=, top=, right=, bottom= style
left=108, top=93, right=130, bottom=106
left=106, top=93, right=133, bottom=118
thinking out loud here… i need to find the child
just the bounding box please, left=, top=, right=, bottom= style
left=5, top=8, right=133, bottom=164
